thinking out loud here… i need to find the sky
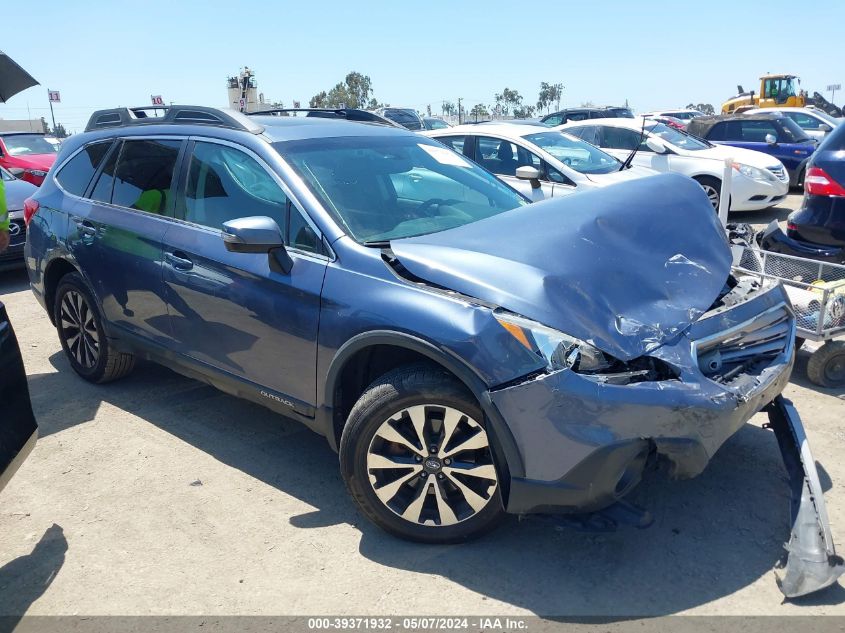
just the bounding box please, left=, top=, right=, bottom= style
left=2, top=0, right=844, bottom=134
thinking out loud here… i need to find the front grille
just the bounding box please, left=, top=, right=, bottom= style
left=695, top=303, right=792, bottom=382
left=767, top=165, right=788, bottom=182
left=8, top=220, right=26, bottom=247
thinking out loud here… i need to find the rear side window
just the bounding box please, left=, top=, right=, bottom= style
left=55, top=142, right=112, bottom=196
left=543, top=114, right=564, bottom=126
left=739, top=120, right=779, bottom=143
left=110, top=140, right=182, bottom=215
left=436, top=135, right=467, bottom=155
left=601, top=127, right=642, bottom=150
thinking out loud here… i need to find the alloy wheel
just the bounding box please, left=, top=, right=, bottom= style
left=701, top=184, right=720, bottom=208
left=59, top=290, right=100, bottom=369
left=366, top=405, right=498, bottom=527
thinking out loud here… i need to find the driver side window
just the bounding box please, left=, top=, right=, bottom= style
left=182, top=142, right=287, bottom=230
left=180, top=142, right=321, bottom=254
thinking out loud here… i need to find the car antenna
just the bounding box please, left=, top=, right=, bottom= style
left=619, top=116, right=648, bottom=171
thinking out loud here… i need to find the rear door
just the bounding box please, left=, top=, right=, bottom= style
left=161, top=138, right=327, bottom=414
left=68, top=137, right=183, bottom=346
left=0, top=303, right=37, bottom=493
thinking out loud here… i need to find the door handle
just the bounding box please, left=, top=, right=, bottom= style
left=73, top=218, right=97, bottom=237
left=165, top=251, right=194, bottom=271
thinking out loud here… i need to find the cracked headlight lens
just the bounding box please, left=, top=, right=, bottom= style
left=494, top=310, right=613, bottom=373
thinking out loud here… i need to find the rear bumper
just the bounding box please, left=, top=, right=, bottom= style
left=760, top=225, right=845, bottom=264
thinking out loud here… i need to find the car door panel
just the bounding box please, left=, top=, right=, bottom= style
left=162, top=224, right=326, bottom=410
left=162, top=139, right=326, bottom=410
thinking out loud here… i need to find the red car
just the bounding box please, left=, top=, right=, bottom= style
left=0, top=132, right=59, bottom=186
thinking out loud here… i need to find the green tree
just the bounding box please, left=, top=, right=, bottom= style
left=470, top=103, right=489, bottom=121
left=494, top=87, right=523, bottom=116
left=686, top=102, right=715, bottom=115
left=309, top=71, right=378, bottom=109
left=536, top=82, right=563, bottom=113
left=513, top=104, right=535, bottom=118
left=442, top=101, right=455, bottom=116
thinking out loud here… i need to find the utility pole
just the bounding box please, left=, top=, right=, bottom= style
left=457, top=97, right=462, bottom=125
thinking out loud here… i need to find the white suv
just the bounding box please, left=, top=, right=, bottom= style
left=560, top=118, right=789, bottom=211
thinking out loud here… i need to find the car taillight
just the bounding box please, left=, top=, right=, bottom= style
left=804, top=166, right=845, bottom=197
left=23, top=198, right=39, bottom=226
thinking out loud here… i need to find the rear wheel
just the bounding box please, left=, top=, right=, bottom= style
left=340, top=365, right=505, bottom=543
left=694, top=176, right=722, bottom=210
left=54, top=272, right=135, bottom=383
left=806, top=341, right=845, bottom=388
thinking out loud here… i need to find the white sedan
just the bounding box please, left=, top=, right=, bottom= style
left=423, top=122, right=655, bottom=201
left=559, top=118, right=789, bottom=211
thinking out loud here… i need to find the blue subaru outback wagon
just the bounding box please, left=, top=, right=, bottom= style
left=22, top=106, right=831, bottom=576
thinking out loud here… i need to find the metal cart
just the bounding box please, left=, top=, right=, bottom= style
left=732, top=246, right=845, bottom=388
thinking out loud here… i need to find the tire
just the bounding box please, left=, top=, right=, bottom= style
left=693, top=176, right=722, bottom=211
left=806, top=341, right=845, bottom=388
left=54, top=272, right=135, bottom=384
left=795, top=337, right=805, bottom=351
left=339, top=364, right=505, bottom=543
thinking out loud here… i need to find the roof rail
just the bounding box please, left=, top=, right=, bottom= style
left=247, top=108, right=403, bottom=128
left=84, top=105, right=264, bottom=134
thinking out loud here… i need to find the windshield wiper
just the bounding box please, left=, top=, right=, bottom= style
left=619, top=117, right=648, bottom=171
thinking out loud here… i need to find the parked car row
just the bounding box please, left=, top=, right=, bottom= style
left=423, top=123, right=654, bottom=200
left=559, top=118, right=789, bottom=211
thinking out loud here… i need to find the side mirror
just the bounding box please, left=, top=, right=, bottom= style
left=515, top=165, right=543, bottom=189
left=222, top=216, right=284, bottom=252
left=222, top=216, right=293, bottom=273
left=819, top=124, right=832, bottom=133
left=645, top=137, right=668, bottom=154
left=765, top=133, right=777, bottom=145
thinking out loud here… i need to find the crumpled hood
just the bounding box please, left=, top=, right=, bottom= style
left=3, top=153, right=56, bottom=171
left=390, top=173, right=732, bottom=360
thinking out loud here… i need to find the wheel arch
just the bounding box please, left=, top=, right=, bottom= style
left=322, top=330, right=525, bottom=484
left=43, top=257, right=82, bottom=325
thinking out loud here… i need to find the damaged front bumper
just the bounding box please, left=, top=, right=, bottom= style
left=490, top=280, right=795, bottom=515
left=766, top=396, right=845, bottom=598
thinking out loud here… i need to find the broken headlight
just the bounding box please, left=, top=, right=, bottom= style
left=494, top=310, right=613, bottom=373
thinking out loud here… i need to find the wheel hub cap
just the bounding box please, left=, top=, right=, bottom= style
left=366, top=404, right=498, bottom=527
left=59, top=290, right=99, bottom=369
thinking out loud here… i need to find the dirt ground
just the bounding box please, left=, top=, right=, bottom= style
left=1, top=194, right=844, bottom=617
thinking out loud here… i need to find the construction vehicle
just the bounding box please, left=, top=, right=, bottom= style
left=722, top=74, right=806, bottom=113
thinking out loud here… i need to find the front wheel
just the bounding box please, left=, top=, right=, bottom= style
left=54, top=272, right=135, bottom=383
left=340, top=365, right=505, bottom=543
left=694, top=176, right=722, bottom=210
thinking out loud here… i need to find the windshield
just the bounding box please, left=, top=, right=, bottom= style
left=777, top=117, right=813, bottom=143
left=1, top=134, right=59, bottom=156
left=522, top=131, right=620, bottom=174
left=647, top=123, right=711, bottom=150
left=813, top=110, right=840, bottom=127
left=277, top=136, right=528, bottom=243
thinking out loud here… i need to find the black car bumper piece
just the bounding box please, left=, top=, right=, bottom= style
left=0, top=302, right=38, bottom=493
